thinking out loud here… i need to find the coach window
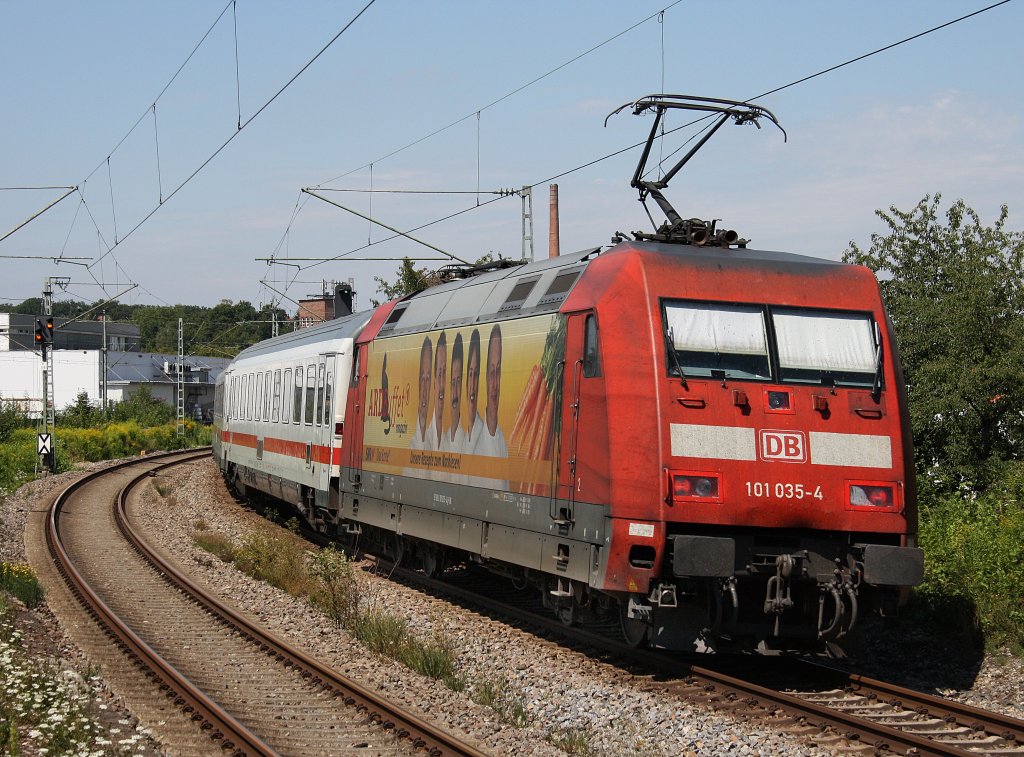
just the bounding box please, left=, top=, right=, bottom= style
left=305, top=363, right=316, bottom=425
left=282, top=369, right=292, bottom=423
left=263, top=372, right=272, bottom=421
left=315, top=364, right=325, bottom=427
left=254, top=373, right=263, bottom=422
left=293, top=366, right=303, bottom=423
left=272, top=369, right=282, bottom=422
left=323, top=371, right=333, bottom=426
left=583, top=314, right=601, bottom=377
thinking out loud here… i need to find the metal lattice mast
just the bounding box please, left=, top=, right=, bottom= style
left=42, top=279, right=55, bottom=433
left=520, top=185, right=534, bottom=262
left=176, top=317, right=185, bottom=437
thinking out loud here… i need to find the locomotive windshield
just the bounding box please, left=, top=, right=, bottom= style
left=664, top=302, right=771, bottom=381
left=663, top=301, right=880, bottom=388
left=772, top=308, right=878, bottom=387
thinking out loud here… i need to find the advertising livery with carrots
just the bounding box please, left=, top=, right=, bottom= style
left=361, top=314, right=566, bottom=495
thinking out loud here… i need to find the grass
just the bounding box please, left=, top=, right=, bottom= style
left=192, top=530, right=237, bottom=563
left=469, top=674, right=531, bottom=728
left=548, top=725, right=597, bottom=755
left=0, top=562, right=43, bottom=609
left=193, top=523, right=467, bottom=691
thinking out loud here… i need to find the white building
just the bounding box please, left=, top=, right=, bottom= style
left=0, top=313, right=230, bottom=420
left=1, top=351, right=229, bottom=420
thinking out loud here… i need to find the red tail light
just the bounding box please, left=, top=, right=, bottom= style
left=670, top=472, right=721, bottom=503
left=849, top=482, right=896, bottom=509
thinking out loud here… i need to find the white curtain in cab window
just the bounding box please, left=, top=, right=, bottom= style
left=666, top=303, right=768, bottom=355
left=774, top=311, right=875, bottom=371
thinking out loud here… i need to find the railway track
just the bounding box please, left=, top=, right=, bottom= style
left=43, top=450, right=488, bottom=757
left=371, top=556, right=1024, bottom=757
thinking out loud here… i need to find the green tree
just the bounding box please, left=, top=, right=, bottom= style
left=373, top=258, right=433, bottom=304
left=373, top=253, right=500, bottom=306
left=109, top=385, right=175, bottom=426
left=57, top=391, right=102, bottom=427
left=844, top=194, right=1024, bottom=493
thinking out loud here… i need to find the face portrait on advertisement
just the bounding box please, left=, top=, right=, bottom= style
left=433, top=331, right=447, bottom=444
left=449, top=333, right=463, bottom=442
left=486, top=324, right=502, bottom=436
left=466, top=329, right=481, bottom=435
left=417, top=336, right=432, bottom=440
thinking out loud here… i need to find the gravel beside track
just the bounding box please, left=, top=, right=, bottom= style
left=4, top=455, right=1024, bottom=755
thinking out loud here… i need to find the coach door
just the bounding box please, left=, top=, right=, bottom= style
left=344, top=343, right=367, bottom=488
left=553, top=311, right=608, bottom=524
left=312, top=354, right=336, bottom=493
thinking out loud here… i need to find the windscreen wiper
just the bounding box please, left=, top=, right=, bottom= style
left=665, top=326, right=688, bottom=389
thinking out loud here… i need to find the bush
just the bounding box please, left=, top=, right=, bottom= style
left=915, top=491, right=1024, bottom=651
left=308, top=546, right=360, bottom=627
left=0, top=395, right=29, bottom=443
left=0, top=437, right=40, bottom=499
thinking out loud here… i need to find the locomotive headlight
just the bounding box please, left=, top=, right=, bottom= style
left=670, top=472, right=721, bottom=503
left=849, top=483, right=895, bottom=509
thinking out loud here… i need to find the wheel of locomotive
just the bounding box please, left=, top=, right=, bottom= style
left=230, top=471, right=247, bottom=501
left=619, top=601, right=649, bottom=647
left=391, top=533, right=407, bottom=567
left=510, top=570, right=529, bottom=591
left=557, top=601, right=576, bottom=627
left=421, top=545, right=444, bottom=577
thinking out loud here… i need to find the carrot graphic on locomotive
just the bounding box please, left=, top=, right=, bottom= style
left=213, top=95, right=923, bottom=653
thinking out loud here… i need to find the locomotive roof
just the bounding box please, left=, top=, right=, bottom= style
left=231, top=241, right=860, bottom=360
left=378, top=241, right=857, bottom=337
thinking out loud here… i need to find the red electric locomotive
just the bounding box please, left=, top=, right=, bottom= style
left=214, top=96, right=922, bottom=652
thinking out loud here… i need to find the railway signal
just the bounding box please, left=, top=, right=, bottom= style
left=34, top=318, right=48, bottom=359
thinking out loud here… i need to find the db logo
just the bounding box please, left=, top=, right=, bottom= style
left=759, top=430, right=806, bottom=463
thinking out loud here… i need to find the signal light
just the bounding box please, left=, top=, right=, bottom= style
left=849, top=483, right=896, bottom=509
left=44, top=317, right=54, bottom=342
left=34, top=319, right=44, bottom=345
left=670, top=472, right=720, bottom=503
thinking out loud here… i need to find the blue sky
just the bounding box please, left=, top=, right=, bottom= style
left=2, top=1, right=1021, bottom=313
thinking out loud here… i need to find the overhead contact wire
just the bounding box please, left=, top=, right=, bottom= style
left=87, top=0, right=378, bottom=273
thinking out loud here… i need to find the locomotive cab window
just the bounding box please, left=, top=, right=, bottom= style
left=583, top=314, right=601, bottom=377
left=663, top=301, right=770, bottom=381
left=772, top=308, right=878, bottom=388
